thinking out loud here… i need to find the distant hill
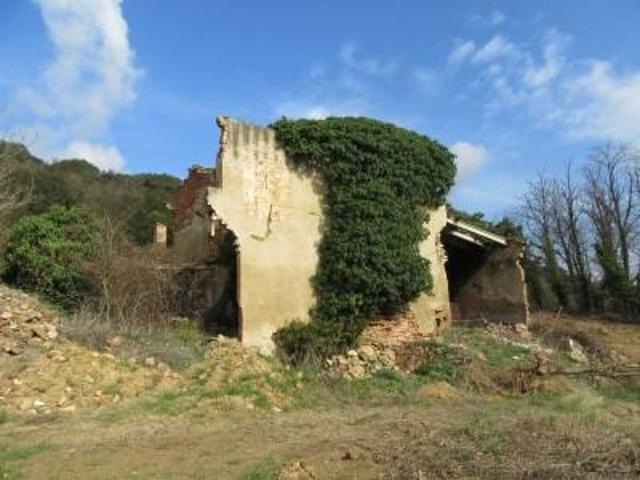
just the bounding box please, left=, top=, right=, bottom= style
left=0, top=140, right=181, bottom=245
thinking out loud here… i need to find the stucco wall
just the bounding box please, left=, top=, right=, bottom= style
left=208, top=117, right=322, bottom=352
left=410, top=206, right=452, bottom=334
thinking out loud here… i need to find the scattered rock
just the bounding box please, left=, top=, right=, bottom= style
left=567, top=338, right=589, bottom=364
left=277, top=461, right=316, bottom=480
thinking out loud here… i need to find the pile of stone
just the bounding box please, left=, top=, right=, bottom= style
left=325, top=344, right=398, bottom=378
left=0, top=343, right=179, bottom=415
left=0, top=284, right=60, bottom=358
left=325, top=315, right=435, bottom=378
left=0, top=284, right=181, bottom=415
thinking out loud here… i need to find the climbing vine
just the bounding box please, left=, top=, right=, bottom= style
left=271, top=117, right=456, bottom=361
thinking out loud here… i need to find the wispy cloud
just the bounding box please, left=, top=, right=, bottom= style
left=451, top=29, right=640, bottom=144
left=6, top=0, right=140, bottom=170
left=469, top=10, right=507, bottom=27
left=339, top=42, right=398, bottom=78
left=448, top=39, right=476, bottom=65
left=471, top=35, right=518, bottom=63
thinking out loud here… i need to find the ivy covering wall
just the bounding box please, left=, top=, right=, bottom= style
left=271, top=117, right=456, bottom=361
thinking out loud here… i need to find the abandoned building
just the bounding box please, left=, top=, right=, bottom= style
left=169, top=116, right=529, bottom=352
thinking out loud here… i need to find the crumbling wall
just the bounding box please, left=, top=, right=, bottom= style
left=408, top=206, right=451, bottom=334
left=200, top=117, right=453, bottom=351
left=172, top=166, right=215, bottom=264
left=208, top=117, right=322, bottom=352
left=453, top=241, right=529, bottom=324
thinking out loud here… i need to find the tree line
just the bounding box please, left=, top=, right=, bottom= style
left=521, top=144, right=639, bottom=320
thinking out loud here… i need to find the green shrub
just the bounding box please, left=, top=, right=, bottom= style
left=272, top=118, right=456, bottom=359
left=2, top=206, right=98, bottom=307
left=415, top=342, right=466, bottom=384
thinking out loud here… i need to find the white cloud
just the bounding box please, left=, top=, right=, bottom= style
left=339, top=42, right=398, bottom=77
left=523, top=30, right=568, bottom=88
left=453, top=28, right=640, bottom=144
left=450, top=142, right=488, bottom=182
left=7, top=0, right=140, bottom=170
left=63, top=140, right=125, bottom=171
left=562, top=61, right=640, bottom=142
left=448, top=40, right=476, bottom=65
left=472, top=35, right=518, bottom=63
left=469, top=10, right=507, bottom=27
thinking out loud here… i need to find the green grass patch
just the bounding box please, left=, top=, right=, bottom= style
left=218, top=380, right=271, bottom=409
left=242, top=456, right=281, bottom=480
left=445, top=327, right=530, bottom=369
left=0, top=411, right=8, bottom=425
left=600, top=383, right=640, bottom=403
left=329, top=368, right=425, bottom=405
left=0, top=442, right=51, bottom=478
left=414, top=345, right=465, bottom=384
left=139, top=391, right=189, bottom=416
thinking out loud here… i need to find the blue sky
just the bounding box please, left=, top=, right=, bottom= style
left=1, top=1, right=640, bottom=217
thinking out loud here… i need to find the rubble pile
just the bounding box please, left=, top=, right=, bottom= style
left=0, top=284, right=179, bottom=414
left=326, top=315, right=438, bottom=378
left=0, top=344, right=179, bottom=414
left=0, top=285, right=60, bottom=359
left=325, top=344, right=399, bottom=378
left=190, top=335, right=295, bottom=408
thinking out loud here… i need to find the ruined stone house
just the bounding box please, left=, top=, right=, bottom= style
left=170, top=116, right=529, bottom=352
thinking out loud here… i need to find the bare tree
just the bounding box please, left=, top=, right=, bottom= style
left=520, top=173, right=567, bottom=306
left=549, top=162, right=593, bottom=310
left=584, top=144, right=640, bottom=282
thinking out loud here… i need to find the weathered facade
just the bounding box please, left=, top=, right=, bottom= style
left=172, top=116, right=529, bottom=352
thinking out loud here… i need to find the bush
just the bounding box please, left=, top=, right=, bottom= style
left=272, top=117, right=456, bottom=358
left=2, top=206, right=98, bottom=307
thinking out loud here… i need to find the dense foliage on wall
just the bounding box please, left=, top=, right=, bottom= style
left=2, top=206, right=98, bottom=307
left=271, top=117, right=456, bottom=361
left=0, top=140, right=180, bottom=245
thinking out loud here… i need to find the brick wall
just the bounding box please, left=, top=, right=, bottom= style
left=174, top=166, right=215, bottom=233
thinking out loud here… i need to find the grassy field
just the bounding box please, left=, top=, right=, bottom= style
left=1, top=314, right=639, bottom=479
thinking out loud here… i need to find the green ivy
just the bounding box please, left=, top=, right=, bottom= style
left=271, top=117, right=455, bottom=360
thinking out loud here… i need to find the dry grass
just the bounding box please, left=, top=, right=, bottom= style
left=60, top=308, right=208, bottom=369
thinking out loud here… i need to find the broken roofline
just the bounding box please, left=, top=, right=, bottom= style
left=445, top=217, right=508, bottom=247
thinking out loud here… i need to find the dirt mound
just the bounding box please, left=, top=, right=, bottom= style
left=0, top=285, right=59, bottom=360
left=0, top=342, right=180, bottom=414
left=0, top=284, right=180, bottom=414
left=188, top=336, right=296, bottom=409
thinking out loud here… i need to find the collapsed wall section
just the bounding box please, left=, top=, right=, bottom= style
left=443, top=224, right=529, bottom=325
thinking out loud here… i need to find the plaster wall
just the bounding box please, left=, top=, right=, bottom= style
left=208, top=117, right=322, bottom=352
left=410, top=206, right=452, bottom=334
